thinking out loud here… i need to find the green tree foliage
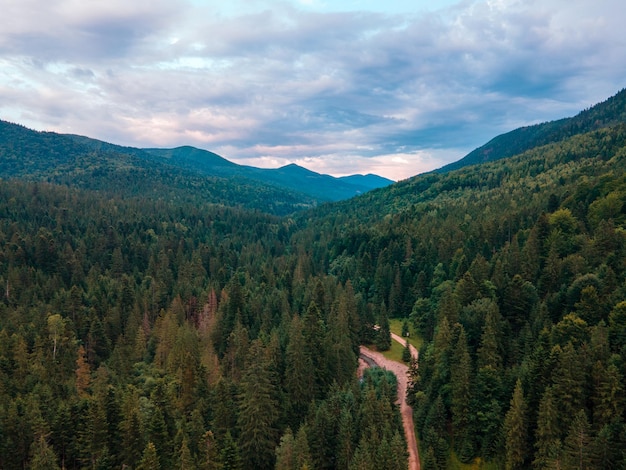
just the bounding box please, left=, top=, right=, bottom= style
left=3, top=96, right=626, bottom=469
left=504, top=379, right=528, bottom=470
left=237, top=340, right=280, bottom=470
left=138, top=442, right=161, bottom=470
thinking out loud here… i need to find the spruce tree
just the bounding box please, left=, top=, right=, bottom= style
left=237, top=340, right=279, bottom=470
left=402, top=339, right=412, bottom=363
left=138, top=442, right=161, bottom=470
left=220, top=431, right=242, bottom=470
left=450, top=327, right=472, bottom=461
left=504, top=379, right=527, bottom=470
left=275, top=428, right=296, bottom=470
left=177, top=437, right=196, bottom=470
left=533, top=386, right=561, bottom=469
left=562, top=409, right=593, bottom=470
left=30, top=435, right=61, bottom=470
left=284, top=315, right=314, bottom=427
left=376, top=304, right=392, bottom=351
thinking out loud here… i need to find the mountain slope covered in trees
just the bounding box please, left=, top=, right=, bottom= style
left=143, top=147, right=393, bottom=200
left=0, top=120, right=392, bottom=216
left=1, top=88, right=626, bottom=469
left=438, top=87, right=626, bottom=172
left=295, top=122, right=626, bottom=468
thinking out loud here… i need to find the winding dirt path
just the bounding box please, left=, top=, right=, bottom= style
left=359, top=333, right=420, bottom=470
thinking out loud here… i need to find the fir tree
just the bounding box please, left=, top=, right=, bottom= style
left=138, top=442, right=161, bottom=470
left=237, top=340, right=280, bottom=470
left=504, top=379, right=528, bottom=470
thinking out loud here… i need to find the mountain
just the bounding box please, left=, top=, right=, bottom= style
left=338, top=173, right=393, bottom=190
left=66, top=135, right=393, bottom=201
left=2, top=89, right=626, bottom=469
left=438, top=87, right=626, bottom=172
left=0, top=120, right=392, bottom=215
left=0, top=120, right=317, bottom=215
left=142, top=147, right=394, bottom=201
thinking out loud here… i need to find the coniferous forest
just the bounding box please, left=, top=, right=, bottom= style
left=2, top=89, right=626, bottom=469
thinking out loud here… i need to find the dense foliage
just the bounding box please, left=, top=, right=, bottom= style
left=0, top=180, right=406, bottom=469
left=2, top=88, right=626, bottom=469
left=0, top=120, right=318, bottom=215
left=300, top=124, right=626, bottom=468
left=440, top=87, right=626, bottom=172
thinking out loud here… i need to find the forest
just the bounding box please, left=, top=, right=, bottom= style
left=1, top=90, right=626, bottom=469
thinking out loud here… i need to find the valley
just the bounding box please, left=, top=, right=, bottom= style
left=1, top=88, right=626, bottom=469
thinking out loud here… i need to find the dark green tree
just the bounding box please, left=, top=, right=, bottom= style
left=562, top=410, right=593, bottom=470
left=504, top=379, right=528, bottom=470
left=237, top=340, right=280, bottom=470
left=138, top=442, right=161, bottom=470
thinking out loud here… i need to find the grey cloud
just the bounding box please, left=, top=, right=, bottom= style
left=1, top=0, right=625, bottom=179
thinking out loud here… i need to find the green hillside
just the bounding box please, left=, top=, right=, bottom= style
left=1, top=89, right=626, bottom=469
left=439, top=87, right=626, bottom=172
left=0, top=120, right=317, bottom=215
left=292, top=122, right=626, bottom=468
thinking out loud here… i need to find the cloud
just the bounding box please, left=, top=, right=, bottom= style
left=0, top=0, right=625, bottom=180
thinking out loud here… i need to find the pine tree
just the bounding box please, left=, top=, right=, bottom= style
left=177, top=437, right=196, bottom=470
left=119, top=389, right=144, bottom=468
left=402, top=339, right=412, bottom=363
left=275, top=428, right=296, bottom=470
left=608, top=301, right=626, bottom=352
left=592, top=362, right=624, bottom=429
left=284, top=315, right=315, bottom=427
left=504, top=379, right=527, bottom=470
left=326, top=302, right=357, bottom=386
left=147, top=405, right=169, bottom=468
left=220, top=431, right=242, bottom=470
left=294, top=425, right=313, bottom=470
left=376, top=304, right=392, bottom=351
left=450, top=327, right=472, bottom=461
left=138, top=442, right=161, bottom=470
left=336, top=407, right=356, bottom=470
left=75, top=344, right=91, bottom=398
left=533, top=386, right=561, bottom=469
left=302, top=301, right=329, bottom=396
left=212, top=378, right=238, bottom=442
left=562, top=410, right=593, bottom=470
left=551, top=343, right=586, bottom=433
left=30, top=435, right=61, bottom=470
left=197, top=431, right=221, bottom=470
left=237, top=340, right=280, bottom=470
left=476, top=300, right=503, bottom=370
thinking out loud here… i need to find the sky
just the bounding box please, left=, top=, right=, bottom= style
left=1, top=0, right=626, bottom=181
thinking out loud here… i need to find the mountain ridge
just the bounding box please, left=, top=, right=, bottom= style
left=141, top=146, right=393, bottom=201
left=438, top=87, right=626, bottom=173
left=0, top=120, right=393, bottom=214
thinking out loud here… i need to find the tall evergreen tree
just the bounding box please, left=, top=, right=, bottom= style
left=376, top=303, right=392, bottom=351
left=30, top=435, right=61, bottom=470
left=237, top=340, right=280, bottom=470
left=138, top=442, right=161, bottom=470
left=450, top=326, right=472, bottom=460
left=533, top=386, right=562, bottom=469
left=284, top=315, right=315, bottom=427
left=504, top=379, right=528, bottom=470
left=562, top=410, right=593, bottom=470
left=220, top=431, right=242, bottom=470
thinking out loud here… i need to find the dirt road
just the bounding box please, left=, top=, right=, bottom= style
left=360, top=333, right=420, bottom=470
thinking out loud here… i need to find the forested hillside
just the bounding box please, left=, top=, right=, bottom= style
left=439, top=87, right=626, bottom=172
left=2, top=89, right=626, bottom=470
left=299, top=123, right=626, bottom=468
left=0, top=120, right=320, bottom=216
left=0, top=180, right=407, bottom=469
left=0, top=121, right=391, bottom=209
